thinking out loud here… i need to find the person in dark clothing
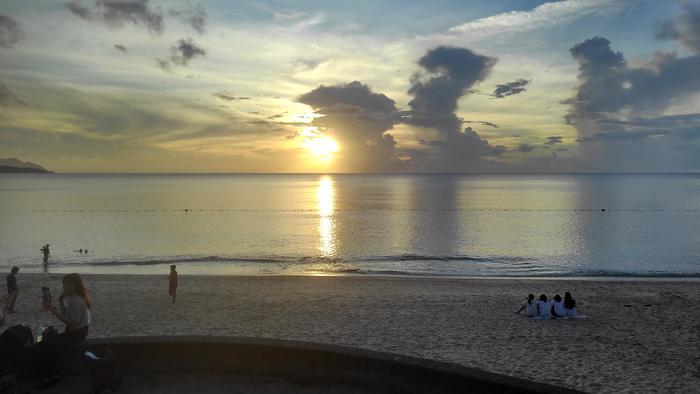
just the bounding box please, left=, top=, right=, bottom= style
left=41, top=244, right=50, bottom=264
left=6, top=267, right=19, bottom=314
left=33, top=274, right=91, bottom=387
left=168, top=265, right=178, bottom=303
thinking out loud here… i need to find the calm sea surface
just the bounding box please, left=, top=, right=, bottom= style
left=1, top=174, right=699, bottom=277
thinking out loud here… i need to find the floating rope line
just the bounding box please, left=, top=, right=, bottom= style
left=0, top=208, right=698, bottom=213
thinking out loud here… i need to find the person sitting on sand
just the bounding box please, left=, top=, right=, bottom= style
left=536, top=294, right=552, bottom=320
left=168, top=265, right=178, bottom=303
left=33, top=273, right=91, bottom=387
left=552, top=294, right=565, bottom=318
left=564, top=292, right=577, bottom=317
left=515, top=294, right=538, bottom=317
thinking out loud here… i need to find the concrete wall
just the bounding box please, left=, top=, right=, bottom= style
left=68, top=336, right=581, bottom=394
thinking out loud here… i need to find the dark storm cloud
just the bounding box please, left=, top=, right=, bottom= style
left=492, top=78, right=530, bottom=98
left=114, top=44, right=127, bottom=52
left=298, top=81, right=404, bottom=172
left=170, top=3, right=207, bottom=34
left=0, top=83, right=27, bottom=107
left=67, top=0, right=164, bottom=34
left=405, top=46, right=504, bottom=171
left=212, top=91, right=250, bottom=101
left=655, top=2, right=700, bottom=53
left=517, top=143, right=535, bottom=153
left=545, top=136, right=562, bottom=145
left=0, top=14, right=24, bottom=49
left=170, top=38, right=205, bottom=66
left=564, top=36, right=700, bottom=129
left=564, top=30, right=700, bottom=171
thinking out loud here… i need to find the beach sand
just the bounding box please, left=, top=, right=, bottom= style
left=3, top=274, right=699, bottom=393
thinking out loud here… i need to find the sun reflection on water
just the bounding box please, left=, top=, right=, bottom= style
left=317, top=176, right=335, bottom=257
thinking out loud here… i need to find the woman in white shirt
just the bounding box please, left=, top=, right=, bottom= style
left=536, top=294, right=552, bottom=320
left=552, top=294, right=566, bottom=318
left=515, top=294, right=538, bottom=317
left=33, top=273, right=91, bottom=387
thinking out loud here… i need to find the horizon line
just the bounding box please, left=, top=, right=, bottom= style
left=11, top=171, right=700, bottom=176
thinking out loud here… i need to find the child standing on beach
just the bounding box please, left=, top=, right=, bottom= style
left=168, top=265, right=178, bottom=303
left=41, top=287, right=52, bottom=311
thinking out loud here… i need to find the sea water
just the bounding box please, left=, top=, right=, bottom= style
left=1, top=173, right=699, bottom=277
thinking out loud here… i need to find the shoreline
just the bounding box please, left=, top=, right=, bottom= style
left=4, top=274, right=699, bottom=393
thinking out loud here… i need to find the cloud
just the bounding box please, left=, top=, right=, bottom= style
left=114, top=44, right=127, bottom=52
left=212, top=91, right=250, bottom=101
left=67, top=0, right=164, bottom=34
left=655, top=2, right=700, bottom=53
left=0, top=83, right=27, bottom=107
left=563, top=32, right=700, bottom=171
left=169, top=38, right=205, bottom=66
left=405, top=46, right=504, bottom=171
left=545, top=136, right=563, bottom=145
left=464, top=120, right=498, bottom=128
left=492, top=79, right=530, bottom=98
left=170, top=3, right=206, bottom=34
left=155, top=57, right=172, bottom=72
left=427, top=0, right=629, bottom=40
left=564, top=36, right=700, bottom=131
left=517, top=144, right=535, bottom=153
left=274, top=11, right=305, bottom=21
left=0, top=14, right=24, bottom=49
left=298, top=81, right=404, bottom=172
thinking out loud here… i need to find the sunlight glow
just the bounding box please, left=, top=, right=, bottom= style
left=304, top=136, right=339, bottom=159
left=300, top=127, right=339, bottom=161
left=317, top=176, right=335, bottom=257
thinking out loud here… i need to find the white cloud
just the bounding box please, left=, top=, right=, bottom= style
left=426, top=0, right=629, bottom=40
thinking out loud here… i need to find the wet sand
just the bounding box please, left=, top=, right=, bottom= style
left=4, top=274, right=699, bottom=393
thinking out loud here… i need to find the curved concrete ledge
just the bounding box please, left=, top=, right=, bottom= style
left=66, top=336, right=581, bottom=393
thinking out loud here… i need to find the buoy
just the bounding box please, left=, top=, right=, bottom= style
left=601, top=208, right=605, bottom=212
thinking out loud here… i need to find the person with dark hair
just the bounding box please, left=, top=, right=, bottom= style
left=552, top=294, right=565, bottom=318
left=41, top=244, right=50, bottom=264
left=168, top=265, right=178, bottom=303
left=33, top=273, right=91, bottom=387
left=564, top=292, right=577, bottom=317
left=536, top=294, right=552, bottom=320
left=6, top=267, right=19, bottom=314
left=515, top=294, right=537, bottom=317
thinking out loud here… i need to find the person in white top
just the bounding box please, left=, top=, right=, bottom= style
left=552, top=294, right=566, bottom=318
left=33, top=273, right=91, bottom=387
left=515, top=294, right=538, bottom=317
left=536, top=294, right=552, bottom=320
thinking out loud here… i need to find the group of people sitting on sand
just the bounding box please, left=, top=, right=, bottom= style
left=515, top=292, right=578, bottom=320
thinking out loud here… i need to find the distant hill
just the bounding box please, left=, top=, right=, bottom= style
left=0, top=158, right=52, bottom=173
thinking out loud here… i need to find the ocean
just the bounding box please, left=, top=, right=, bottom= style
left=1, top=173, right=699, bottom=277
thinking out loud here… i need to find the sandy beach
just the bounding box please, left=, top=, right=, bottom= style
left=3, top=274, right=699, bottom=393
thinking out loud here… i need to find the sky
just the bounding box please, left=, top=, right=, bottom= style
left=0, top=0, right=699, bottom=173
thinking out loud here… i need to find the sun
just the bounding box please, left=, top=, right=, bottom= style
left=304, top=136, right=339, bottom=159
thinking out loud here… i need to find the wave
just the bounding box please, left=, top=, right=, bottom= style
left=3, top=254, right=699, bottom=278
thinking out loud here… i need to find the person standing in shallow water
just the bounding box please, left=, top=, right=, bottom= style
left=41, top=244, right=50, bottom=264
left=168, top=265, right=178, bottom=303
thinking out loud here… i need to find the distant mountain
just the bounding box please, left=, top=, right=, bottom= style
left=0, top=158, right=52, bottom=173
